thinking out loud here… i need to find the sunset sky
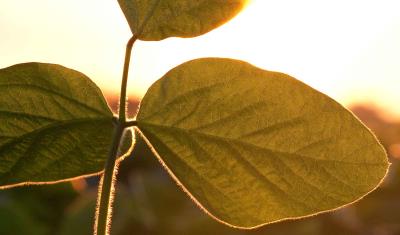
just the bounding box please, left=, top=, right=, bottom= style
left=1, top=0, right=399, bottom=118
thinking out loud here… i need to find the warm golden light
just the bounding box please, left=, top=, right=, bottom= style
left=0, top=0, right=399, bottom=117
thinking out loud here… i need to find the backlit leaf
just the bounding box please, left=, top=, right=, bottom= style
left=117, top=0, right=247, bottom=41
left=0, top=63, right=129, bottom=189
left=136, top=58, right=389, bottom=228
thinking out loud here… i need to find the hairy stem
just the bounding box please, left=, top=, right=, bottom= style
left=94, top=124, right=123, bottom=235
left=95, top=35, right=137, bottom=235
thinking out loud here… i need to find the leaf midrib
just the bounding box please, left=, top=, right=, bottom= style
left=136, top=0, right=162, bottom=36
left=0, top=117, right=113, bottom=152
left=137, top=121, right=385, bottom=166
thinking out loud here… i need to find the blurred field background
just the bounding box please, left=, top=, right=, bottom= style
left=1, top=0, right=399, bottom=234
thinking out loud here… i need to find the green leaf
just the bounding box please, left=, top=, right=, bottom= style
left=0, top=63, right=123, bottom=189
left=117, top=0, right=247, bottom=41
left=136, top=58, right=389, bottom=228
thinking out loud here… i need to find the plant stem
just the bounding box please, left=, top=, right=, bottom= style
left=95, top=35, right=137, bottom=235
left=119, top=35, right=138, bottom=122
left=95, top=124, right=123, bottom=235
left=123, top=120, right=138, bottom=128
